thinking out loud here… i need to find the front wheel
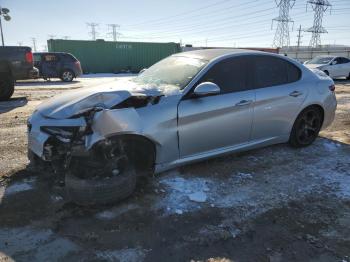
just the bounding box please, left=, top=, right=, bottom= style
left=60, top=70, right=74, bottom=82
left=289, top=107, right=323, bottom=147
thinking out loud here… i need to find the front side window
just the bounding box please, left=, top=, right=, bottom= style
left=33, top=54, right=41, bottom=62
left=196, top=57, right=249, bottom=94
left=253, top=55, right=301, bottom=89
left=308, top=56, right=334, bottom=65
left=133, top=56, right=208, bottom=90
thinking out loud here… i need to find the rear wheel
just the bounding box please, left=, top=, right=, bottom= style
left=0, top=74, right=15, bottom=101
left=60, top=70, right=74, bottom=82
left=289, top=107, right=323, bottom=147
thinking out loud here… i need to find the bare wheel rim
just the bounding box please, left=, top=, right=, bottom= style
left=296, top=110, right=321, bottom=145
left=62, top=71, right=73, bottom=81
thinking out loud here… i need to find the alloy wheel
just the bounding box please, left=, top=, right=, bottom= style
left=296, top=109, right=321, bottom=145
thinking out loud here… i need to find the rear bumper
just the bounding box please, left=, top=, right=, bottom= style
left=14, top=67, right=39, bottom=80
left=322, top=94, right=337, bottom=129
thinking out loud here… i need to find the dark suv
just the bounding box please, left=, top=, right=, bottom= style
left=34, top=52, right=83, bottom=82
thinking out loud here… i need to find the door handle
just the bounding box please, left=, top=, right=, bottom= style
left=235, top=100, right=253, bottom=106
left=289, top=91, right=303, bottom=97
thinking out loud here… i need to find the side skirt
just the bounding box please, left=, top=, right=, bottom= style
left=154, top=135, right=289, bottom=174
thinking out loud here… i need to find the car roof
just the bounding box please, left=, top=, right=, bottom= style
left=174, top=48, right=264, bottom=61
left=34, top=52, right=71, bottom=56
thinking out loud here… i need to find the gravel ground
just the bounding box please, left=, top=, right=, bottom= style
left=0, top=76, right=349, bottom=262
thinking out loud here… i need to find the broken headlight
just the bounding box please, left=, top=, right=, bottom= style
left=41, top=126, right=84, bottom=143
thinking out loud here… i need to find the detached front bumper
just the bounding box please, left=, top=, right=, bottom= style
left=27, top=111, right=87, bottom=159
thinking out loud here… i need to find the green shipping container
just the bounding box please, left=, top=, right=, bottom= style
left=47, top=39, right=181, bottom=73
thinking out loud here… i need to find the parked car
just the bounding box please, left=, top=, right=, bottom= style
left=27, top=49, right=337, bottom=205
left=305, top=55, right=350, bottom=79
left=0, top=46, right=39, bottom=100
left=33, top=52, right=83, bottom=82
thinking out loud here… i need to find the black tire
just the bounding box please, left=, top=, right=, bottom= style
left=60, top=70, right=74, bottom=82
left=65, top=166, right=136, bottom=206
left=0, top=74, right=15, bottom=101
left=289, top=106, right=323, bottom=148
left=347, top=73, right=350, bottom=80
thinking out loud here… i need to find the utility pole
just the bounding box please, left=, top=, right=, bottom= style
left=48, top=34, right=56, bottom=39
left=272, top=0, right=295, bottom=48
left=306, top=0, right=331, bottom=47
left=17, top=41, right=22, bottom=46
left=296, top=25, right=303, bottom=48
left=62, top=36, right=70, bottom=40
left=87, top=23, right=99, bottom=40
left=107, top=24, right=120, bottom=41
left=31, top=37, right=37, bottom=52
left=0, top=6, right=11, bottom=46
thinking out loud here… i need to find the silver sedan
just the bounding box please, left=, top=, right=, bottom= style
left=27, top=49, right=337, bottom=205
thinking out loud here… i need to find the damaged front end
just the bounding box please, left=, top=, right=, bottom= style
left=28, top=92, right=160, bottom=179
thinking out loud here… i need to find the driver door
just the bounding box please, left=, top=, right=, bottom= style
left=178, top=56, right=255, bottom=158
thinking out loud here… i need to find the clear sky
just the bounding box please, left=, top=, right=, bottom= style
left=2, top=0, right=350, bottom=51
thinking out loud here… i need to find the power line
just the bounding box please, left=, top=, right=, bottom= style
left=272, top=0, right=295, bottom=48
left=124, top=0, right=231, bottom=27
left=87, top=22, right=99, bottom=40
left=306, top=0, right=332, bottom=47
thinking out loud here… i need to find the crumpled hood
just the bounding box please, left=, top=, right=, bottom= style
left=36, top=78, right=180, bottom=119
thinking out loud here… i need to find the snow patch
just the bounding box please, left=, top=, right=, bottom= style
left=189, top=192, right=207, bottom=203
left=3, top=178, right=36, bottom=196
left=95, top=248, right=146, bottom=262
left=322, top=140, right=341, bottom=151
left=96, top=203, right=139, bottom=220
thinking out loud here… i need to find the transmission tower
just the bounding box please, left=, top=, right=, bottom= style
left=272, top=0, right=295, bottom=48
left=87, top=23, right=99, bottom=40
left=31, top=37, right=37, bottom=51
left=107, top=24, right=120, bottom=41
left=306, top=0, right=331, bottom=47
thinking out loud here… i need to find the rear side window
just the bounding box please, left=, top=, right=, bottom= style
left=63, top=54, right=77, bottom=62
left=252, top=55, right=301, bottom=89
left=43, top=54, right=58, bottom=62
left=339, top=57, right=350, bottom=64
left=33, top=54, right=41, bottom=62
left=197, top=57, right=249, bottom=94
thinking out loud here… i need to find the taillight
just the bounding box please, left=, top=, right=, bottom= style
left=25, top=51, right=33, bottom=64
left=329, top=84, right=335, bottom=92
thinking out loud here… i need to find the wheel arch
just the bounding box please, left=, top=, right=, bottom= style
left=293, top=103, right=325, bottom=131
left=101, top=133, right=157, bottom=175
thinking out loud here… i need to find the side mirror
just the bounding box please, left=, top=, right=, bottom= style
left=331, top=60, right=337, bottom=65
left=139, top=68, right=147, bottom=74
left=193, top=82, right=220, bottom=97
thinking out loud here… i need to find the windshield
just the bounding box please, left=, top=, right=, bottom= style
left=133, top=56, right=208, bottom=90
left=307, top=56, right=334, bottom=65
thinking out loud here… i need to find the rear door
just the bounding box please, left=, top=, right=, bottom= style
left=250, top=55, right=306, bottom=141
left=339, top=57, right=350, bottom=76
left=178, top=56, right=255, bottom=158
left=41, top=53, right=60, bottom=77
